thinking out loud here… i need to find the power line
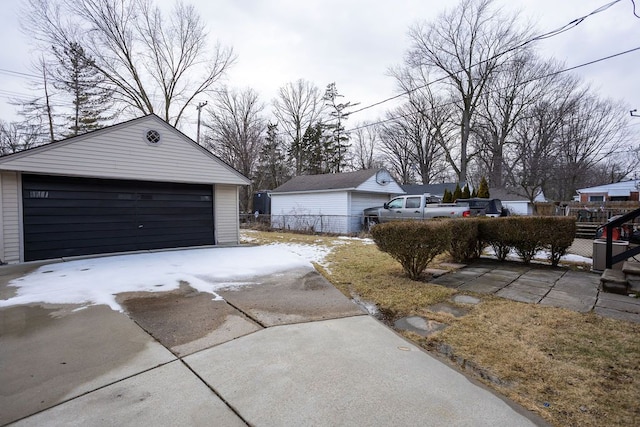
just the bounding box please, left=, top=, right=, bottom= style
left=0, top=68, right=41, bottom=80
left=348, top=0, right=628, bottom=117
left=347, top=45, right=640, bottom=133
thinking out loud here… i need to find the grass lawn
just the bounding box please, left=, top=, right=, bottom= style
left=243, top=230, right=640, bottom=427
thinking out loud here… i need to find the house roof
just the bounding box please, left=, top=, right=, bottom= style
left=488, top=188, right=531, bottom=202
left=401, top=182, right=468, bottom=196
left=577, top=180, right=640, bottom=196
left=0, top=114, right=250, bottom=185
left=272, top=169, right=390, bottom=193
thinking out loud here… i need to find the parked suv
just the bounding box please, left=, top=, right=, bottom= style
left=454, top=198, right=508, bottom=217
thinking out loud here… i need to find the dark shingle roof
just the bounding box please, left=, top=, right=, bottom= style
left=488, top=188, right=530, bottom=202
left=272, top=169, right=380, bottom=193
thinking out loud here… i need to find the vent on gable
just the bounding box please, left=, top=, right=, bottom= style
left=145, top=129, right=162, bottom=145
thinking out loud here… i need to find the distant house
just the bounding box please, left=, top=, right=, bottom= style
left=488, top=188, right=538, bottom=216
left=576, top=180, right=640, bottom=203
left=401, top=182, right=469, bottom=199
left=270, top=169, right=404, bottom=234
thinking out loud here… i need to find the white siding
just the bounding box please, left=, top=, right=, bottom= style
left=356, top=175, right=405, bottom=194
left=215, top=185, right=240, bottom=244
left=349, top=192, right=391, bottom=232
left=0, top=116, right=249, bottom=186
left=503, top=201, right=533, bottom=216
left=271, top=192, right=349, bottom=233
left=0, top=172, right=21, bottom=263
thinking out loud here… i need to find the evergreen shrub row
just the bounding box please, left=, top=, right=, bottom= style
left=371, top=217, right=576, bottom=280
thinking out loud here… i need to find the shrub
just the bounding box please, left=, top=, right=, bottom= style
left=448, top=218, right=481, bottom=262
left=371, top=221, right=451, bottom=280
left=539, top=217, right=576, bottom=266
left=478, top=218, right=512, bottom=261
left=509, top=217, right=545, bottom=264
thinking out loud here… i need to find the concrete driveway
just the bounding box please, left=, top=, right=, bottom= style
left=0, top=251, right=547, bottom=426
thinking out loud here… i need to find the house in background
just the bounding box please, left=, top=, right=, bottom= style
left=488, top=188, right=540, bottom=215
left=270, top=169, right=404, bottom=234
left=0, top=114, right=250, bottom=263
left=576, top=180, right=640, bottom=203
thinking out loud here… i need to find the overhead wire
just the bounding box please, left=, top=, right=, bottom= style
left=346, top=45, right=640, bottom=133
left=348, top=0, right=628, bottom=117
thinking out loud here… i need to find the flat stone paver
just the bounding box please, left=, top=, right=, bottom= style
left=496, top=287, right=544, bottom=304
left=538, top=289, right=596, bottom=312
left=442, top=260, right=640, bottom=323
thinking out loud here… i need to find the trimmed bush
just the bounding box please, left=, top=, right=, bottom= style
left=448, top=218, right=481, bottom=262
left=371, top=221, right=450, bottom=280
left=539, top=217, right=576, bottom=266
left=478, top=218, right=512, bottom=261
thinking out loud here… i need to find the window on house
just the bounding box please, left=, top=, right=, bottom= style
left=588, top=195, right=604, bottom=202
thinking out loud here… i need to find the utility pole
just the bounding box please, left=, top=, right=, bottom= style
left=196, top=101, right=208, bottom=144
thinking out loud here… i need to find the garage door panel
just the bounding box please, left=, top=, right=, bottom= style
left=22, top=175, right=215, bottom=261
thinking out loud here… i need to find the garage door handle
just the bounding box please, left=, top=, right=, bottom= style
left=138, top=224, right=144, bottom=229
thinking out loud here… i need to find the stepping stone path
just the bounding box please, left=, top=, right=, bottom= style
left=394, top=295, right=481, bottom=336
left=394, top=316, right=447, bottom=337
left=452, top=295, right=481, bottom=305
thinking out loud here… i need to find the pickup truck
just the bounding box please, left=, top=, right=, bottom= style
left=363, top=194, right=470, bottom=227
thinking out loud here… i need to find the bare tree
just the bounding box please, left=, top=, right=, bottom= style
left=472, top=51, right=545, bottom=188
left=507, top=72, right=580, bottom=203
left=350, top=123, right=383, bottom=170
left=204, top=87, right=265, bottom=211
left=0, top=120, right=45, bottom=155
left=404, top=0, right=530, bottom=183
left=23, top=0, right=235, bottom=126
left=550, top=95, right=631, bottom=200
left=272, top=79, right=324, bottom=174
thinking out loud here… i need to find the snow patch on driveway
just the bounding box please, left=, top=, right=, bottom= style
left=0, top=244, right=331, bottom=312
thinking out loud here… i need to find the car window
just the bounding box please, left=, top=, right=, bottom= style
left=405, top=197, right=421, bottom=209
left=387, top=198, right=404, bottom=209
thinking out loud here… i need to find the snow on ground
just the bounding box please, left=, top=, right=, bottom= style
left=0, top=243, right=332, bottom=312
left=484, top=247, right=592, bottom=265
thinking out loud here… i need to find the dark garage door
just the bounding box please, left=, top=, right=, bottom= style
left=22, top=174, right=215, bottom=261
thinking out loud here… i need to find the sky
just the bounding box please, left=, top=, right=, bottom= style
left=1, top=0, right=639, bottom=140
left=0, top=233, right=590, bottom=312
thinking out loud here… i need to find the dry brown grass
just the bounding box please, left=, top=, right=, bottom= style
left=245, top=230, right=640, bottom=427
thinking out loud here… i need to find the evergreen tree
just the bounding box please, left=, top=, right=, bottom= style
left=442, top=188, right=452, bottom=203
left=462, top=184, right=471, bottom=199
left=471, top=187, right=478, bottom=198
left=453, top=183, right=462, bottom=201
left=52, top=42, right=113, bottom=137
left=323, top=83, right=359, bottom=173
left=478, top=176, right=490, bottom=198
left=255, top=123, right=289, bottom=189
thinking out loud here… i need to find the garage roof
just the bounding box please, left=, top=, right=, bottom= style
left=0, top=114, right=250, bottom=186
left=272, top=169, right=403, bottom=194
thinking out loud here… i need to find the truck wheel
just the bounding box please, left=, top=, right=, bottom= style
left=365, top=217, right=379, bottom=231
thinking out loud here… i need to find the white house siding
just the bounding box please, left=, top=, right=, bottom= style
left=0, top=116, right=249, bottom=186
left=349, top=193, right=392, bottom=232
left=0, top=172, right=21, bottom=263
left=357, top=175, right=405, bottom=195
left=502, top=201, right=532, bottom=216
left=271, top=192, right=349, bottom=233
left=215, top=185, right=240, bottom=244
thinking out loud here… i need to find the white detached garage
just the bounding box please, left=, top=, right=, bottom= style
left=270, top=169, right=404, bottom=234
left=0, top=114, right=250, bottom=263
